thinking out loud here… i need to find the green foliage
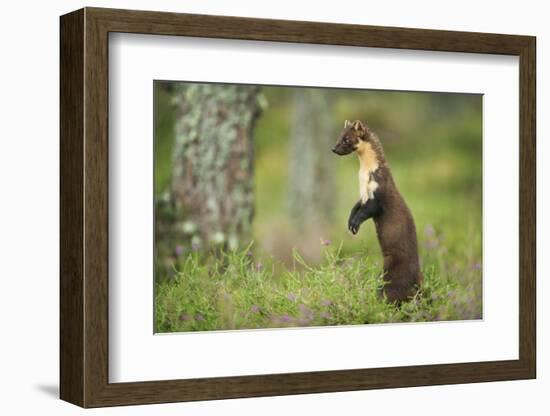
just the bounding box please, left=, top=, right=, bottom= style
left=155, top=239, right=480, bottom=332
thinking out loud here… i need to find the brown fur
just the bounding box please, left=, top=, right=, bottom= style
left=372, top=163, right=423, bottom=301
left=333, top=120, right=422, bottom=302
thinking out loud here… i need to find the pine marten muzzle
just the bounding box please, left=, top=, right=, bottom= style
left=332, top=120, right=423, bottom=302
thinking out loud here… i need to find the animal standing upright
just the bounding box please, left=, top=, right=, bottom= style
left=332, top=120, right=422, bottom=302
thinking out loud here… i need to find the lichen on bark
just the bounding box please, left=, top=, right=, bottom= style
left=170, top=83, right=263, bottom=250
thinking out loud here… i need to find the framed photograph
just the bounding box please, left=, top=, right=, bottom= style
left=60, top=7, right=536, bottom=408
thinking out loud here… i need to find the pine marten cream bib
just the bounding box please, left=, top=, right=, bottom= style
left=357, top=141, right=379, bottom=204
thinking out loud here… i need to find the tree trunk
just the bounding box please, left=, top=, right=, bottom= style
left=170, top=83, right=262, bottom=250
left=288, top=89, right=335, bottom=230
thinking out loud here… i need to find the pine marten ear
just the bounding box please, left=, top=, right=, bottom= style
left=352, top=120, right=367, bottom=136
left=344, top=120, right=351, bottom=128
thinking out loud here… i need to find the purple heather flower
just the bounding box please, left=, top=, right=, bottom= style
left=195, top=313, right=205, bottom=321
left=424, top=239, right=440, bottom=250
left=424, top=224, right=435, bottom=237
left=179, top=313, right=190, bottom=321
left=299, top=317, right=313, bottom=326
left=286, top=293, right=297, bottom=302
left=320, top=311, right=331, bottom=319
left=298, top=303, right=309, bottom=313
left=250, top=305, right=261, bottom=313
left=298, top=304, right=314, bottom=322
left=320, top=237, right=331, bottom=246
left=321, top=299, right=332, bottom=307
left=473, top=262, right=482, bottom=270
left=175, top=245, right=184, bottom=256
left=281, top=314, right=292, bottom=323
left=246, top=250, right=253, bottom=257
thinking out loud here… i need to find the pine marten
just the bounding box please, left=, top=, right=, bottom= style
left=332, top=120, right=422, bottom=302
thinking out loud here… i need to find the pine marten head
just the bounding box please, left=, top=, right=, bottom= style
left=332, top=120, right=385, bottom=164
left=332, top=120, right=373, bottom=156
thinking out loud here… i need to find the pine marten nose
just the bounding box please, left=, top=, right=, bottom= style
left=332, top=146, right=338, bottom=154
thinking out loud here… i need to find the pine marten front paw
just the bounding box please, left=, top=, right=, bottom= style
left=348, top=217, right=361, bottom=235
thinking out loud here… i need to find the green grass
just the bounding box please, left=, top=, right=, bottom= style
left=155, top=237, right=481, bottom=332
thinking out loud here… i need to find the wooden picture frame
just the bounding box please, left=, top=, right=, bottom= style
left=60, top=7, right=536, bottom=408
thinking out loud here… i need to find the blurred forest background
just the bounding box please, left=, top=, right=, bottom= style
left=154, top=81, right=482, bottom=332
